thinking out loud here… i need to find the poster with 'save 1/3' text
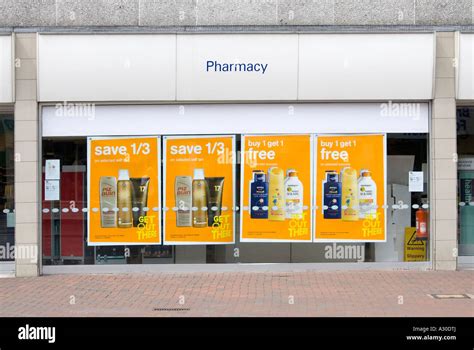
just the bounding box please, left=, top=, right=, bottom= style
left=163, top=135, right=235, bottom=245
left=88, top=136, right=161, bottom=245
left=241, top=134, right=313, bottom=242
left=314, top=134, right=386, bottom=242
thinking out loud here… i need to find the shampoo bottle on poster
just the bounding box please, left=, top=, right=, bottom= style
left=192, top=168, right=208, bottom=228
left=341, top=167, right=359, bottom=222
left=175, top=176, right=192, bottom=227
left=358, top=169, right=377, bottom=219
left=117, top=169, right=133, bottom=228
left=100, top=176, right=117, bottom=228
left=130, top=177, right=150, bottom=227
left=268, top=167, right=285, bottom=221
left=206, top=177, right=225, bottom=227
left=284, top=169, right=303, bottom=219
left=323, top=171, right=341, bottom=219
left=250, top=170, right=268, bottom=219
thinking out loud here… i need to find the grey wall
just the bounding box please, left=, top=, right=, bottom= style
left=0, top=0, right=473, bottom=28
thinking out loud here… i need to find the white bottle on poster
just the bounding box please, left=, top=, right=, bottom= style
left=358, top=169, right=377, bottom=219
left=284, top=169, right=303, bottom=219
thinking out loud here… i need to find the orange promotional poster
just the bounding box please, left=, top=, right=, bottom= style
left=241, top=134, right=313, bottom=242
left=88, top=136, right=161, bottom=245
left=163, top=135, right=235, bottom=245
left=315, top=134, right=386, bottom=242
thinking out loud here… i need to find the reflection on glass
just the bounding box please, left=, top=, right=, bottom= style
left=457, top=107, right=474, bottom=257
left=41, top=134, right=430, bottom=265
left=0, top=114, right=14, bottom=262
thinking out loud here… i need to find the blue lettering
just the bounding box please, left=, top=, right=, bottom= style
left=206, top=60, right=215, bottom=71
left=205, top=60, right=268, bottom=74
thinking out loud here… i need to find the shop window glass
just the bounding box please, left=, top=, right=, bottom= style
left=457, top=107, right=474, bottom=257
left=42, top=132, right=430, bottom=265
left=0, top=114, right=14, bottom=262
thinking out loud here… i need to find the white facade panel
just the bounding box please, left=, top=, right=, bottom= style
left=42, top=103, right=429, bottom=137
left=38, top=34, right=176, bottom=102
left=37, top=33, right=437, bottom=103
left=458, top=34, right=474, bottom=100
left=0, top=35, right=13, bottom=103
left=298, top=34, right=435, bottom=100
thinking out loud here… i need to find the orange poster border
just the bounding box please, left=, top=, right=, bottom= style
left=240, top=133, right=314, bottom=243
left=87, top=136, right=162, bottom=246
left=313, top=133, right=387, bottom=243
left=162, top=135, right=236, bottom=245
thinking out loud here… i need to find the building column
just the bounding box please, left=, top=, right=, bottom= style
left=14, top=33, right=40, bottom=277
left=431, top=32, right=458, bottom=271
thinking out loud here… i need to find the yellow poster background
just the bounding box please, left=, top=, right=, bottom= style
left=164, top=136, right=235, bottom=244
left=315, top=134, right=386, bottom=241
left=241, top=134, right=312, bottom=242
left=88, top=137, right=161, bottom=245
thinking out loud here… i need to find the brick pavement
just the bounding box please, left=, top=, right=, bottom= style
left=0, top=270, right=473, bottom=317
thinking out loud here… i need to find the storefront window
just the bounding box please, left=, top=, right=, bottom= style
left=457, top=107, right=474, bottom=257
left=0, top=114, right=14, bottom=262
left=41, top=130, right=430, bottom=265
left=41, top=138, right=173, bottom=265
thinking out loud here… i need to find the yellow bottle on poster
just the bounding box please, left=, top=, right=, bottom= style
left=341, top=167, right=359, bottom=222
left=268, top=167, right=285, bottom=221
left=117, top=169, right=133, bottom=228
left=192, top=168, right=208, bottom=228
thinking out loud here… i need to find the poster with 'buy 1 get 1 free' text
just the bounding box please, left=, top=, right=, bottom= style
left=163, top=135, right=235, bottom=245
left=314, top=134, right=386, bottom=242
left=241, top=134, right=313, bottom=242
left=88, top=136, right=161, bottom=245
